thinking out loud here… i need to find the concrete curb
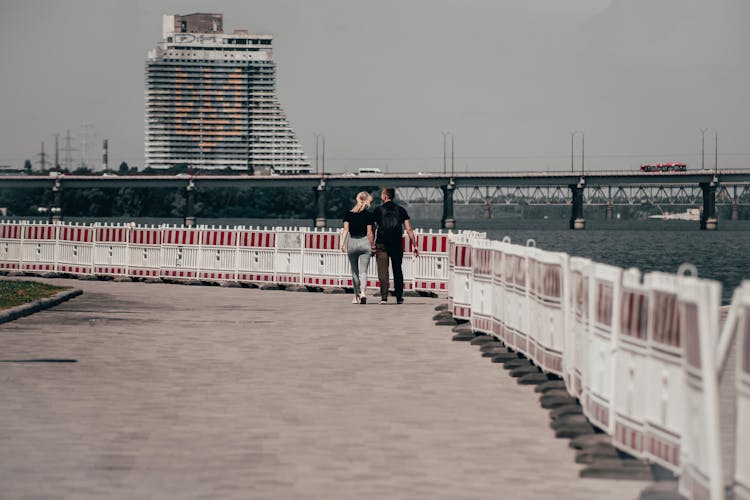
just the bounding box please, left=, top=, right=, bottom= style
left=0, top=288, right=83, bottom=325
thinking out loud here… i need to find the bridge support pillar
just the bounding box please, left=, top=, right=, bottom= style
left=732, top=202, right=739, bottom=221
left=700, top=182, right=718, bottom=230
left=483, top=199, right=491, bottom=220
left=184, top=181, right=196, bottom=227
left=605, top=200, right=614, bottom=220
left=314, top=181, right=327, bottom=228
left=569, top=184, right=585, bottom=230
left=441, top=182, right=455, bottom=229
left=51, top=179, right=63, bottom=222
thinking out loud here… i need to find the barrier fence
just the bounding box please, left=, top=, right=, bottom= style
left=0, top=221, right=462, bottom=294
left=447, top=233, right=749, bottom=500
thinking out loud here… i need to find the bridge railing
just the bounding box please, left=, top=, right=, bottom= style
left=0, top=220, right=467, bottom=294
left=449, top=233, right=748, bottom=500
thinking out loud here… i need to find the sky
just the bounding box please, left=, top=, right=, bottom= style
left=1, top=0, right=749, bottom=173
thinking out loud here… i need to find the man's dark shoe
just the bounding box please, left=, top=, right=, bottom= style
left=396, top=298, right=404, bottom=304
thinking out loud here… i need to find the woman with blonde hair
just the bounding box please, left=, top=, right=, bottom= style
left=340, top=191, right=375, bottom=304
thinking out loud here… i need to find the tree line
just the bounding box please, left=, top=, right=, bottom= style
left=1, top=163, right=381, bottom=220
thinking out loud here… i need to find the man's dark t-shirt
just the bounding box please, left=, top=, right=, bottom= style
left=343, top=210, right=374, bottom=238
left=374, top=201, right=410, bottom=251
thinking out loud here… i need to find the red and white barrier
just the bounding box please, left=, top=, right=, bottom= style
left=303, top=230, right=342, bottom=288
left=128, top=225, right=161, bottom=278
left=470, top=238, right=494, bottom=335
left=500, top=242, right=529, bottom=353
left=565, top=256, right=593, bottom=398
left=450, top=235, right=473, bottom=320
left=20, top=222, right=57, bottom=274
left=612, top=268, right=649, bottom=458
left=526, top=246, right=568, bottom=376
left=94, top=224, right=129, bottom=276
left=235, top=227, right=276, bottom=284
left=56, top=223, right=94, bottom=275
left=412, top=231, right=449, bottom=293
left=198, top=226, right=237, bottom=282
left=274, top=228, right=304, bottom=286
left=0, top=221, right=24, bottom=271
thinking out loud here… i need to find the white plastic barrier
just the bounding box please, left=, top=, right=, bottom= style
left=274, top=227, right=304, bottom=286
left=612, top=268, right=649, bottom=459
left=722, top=282, right=750, bottom=500
left=642, top=271, right=686, bottom=472
left=500, top=242, right=529, bottom=353
left=161, top=226, right=201, bottom=280
left=526, top=246, right=568, bottom=376
left=303, top=230, right=343, bottom=288
left=128, top=226, right=161, bottom=278
left=93, top=224, right=130, bottom=277
left=198, top=226, right=237, bottom=282
left=0, top=221, right=23, bottom=272
left=450, top=235, right=473, bottom=320
left=491, top=239, right=507, bottom=341
left=412, top=231, right=450, bottom=293
left=21, top=222, right=57, bottom=274
left=235, top=227, right=276, bottom=284
left=678, top=273, right=724, bottom=500
left=470, top=238, right=494, bottom=334
left=565, top=256, right=593, bottom=398
left=56, top=223, right=94, bottom=275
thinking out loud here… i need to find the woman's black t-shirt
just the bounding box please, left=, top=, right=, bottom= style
left=343, top=210, right=374, bottom=238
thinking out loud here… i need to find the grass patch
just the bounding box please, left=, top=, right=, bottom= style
left=0, top=280, right=69, bottom=310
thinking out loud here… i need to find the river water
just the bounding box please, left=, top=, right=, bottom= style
left=9, top=215, right=749, bottom=304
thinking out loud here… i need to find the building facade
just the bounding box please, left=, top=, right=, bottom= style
left=145, top=13, right=311, bottom=174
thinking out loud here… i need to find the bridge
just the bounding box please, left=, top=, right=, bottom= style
left=3, top=169, right=750, bottom=229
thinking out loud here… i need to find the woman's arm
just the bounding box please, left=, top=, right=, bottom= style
left=366, top=224, right=375, bottom=249
left=340, top=221, right=350, bottom=252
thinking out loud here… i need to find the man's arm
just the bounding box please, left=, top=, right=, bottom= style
left=404, top=219, right=419, bottom=257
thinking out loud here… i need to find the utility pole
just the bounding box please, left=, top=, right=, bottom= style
left=54, top=133, right=60, bottom=170
left=581, top=132, right=585, bottom=175
left=62, top=129, right=78, bottom=170
left=102, top=139, right=109, bottom=172
left=700, top=128, right=708, bottom=170
left=451, top=134, right=455, bottom=176
left=714, top=130, right=718, bottom=173
left=36, top=141, right=47, bottom=171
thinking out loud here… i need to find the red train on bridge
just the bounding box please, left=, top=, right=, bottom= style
left=639, top=162, right=687, bottom=173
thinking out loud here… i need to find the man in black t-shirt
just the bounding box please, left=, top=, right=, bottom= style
left=373, top=187, right=419, bottom=304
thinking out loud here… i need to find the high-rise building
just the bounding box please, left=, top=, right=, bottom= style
left=145, top=13, right=311, bottom=174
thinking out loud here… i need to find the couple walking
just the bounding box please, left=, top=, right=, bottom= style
left=340, top=187, right=420, bottom=304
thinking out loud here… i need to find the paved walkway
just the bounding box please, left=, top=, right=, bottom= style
left=0, top=278, right=649, bottom=499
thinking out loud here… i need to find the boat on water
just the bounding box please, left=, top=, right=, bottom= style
left=648, top=208, right=701, bottom=221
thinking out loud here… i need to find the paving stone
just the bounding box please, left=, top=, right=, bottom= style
left=436, top=320, right=459, bottom=327
left=549, top=404, right=583, bottom=420
left=259, top=283, right=282, bottom=290
left=535, top=379, right=568, bottom=393
left=469, top=335, right=494, bottom=346
left=580, top=458, right=654, bottom=481
left=489, top=352, right=518, bottom=362
left=540, top=392, right=579, bottom=409
left=500, top=358, right=529, bottom=369
left=575, top=443, right=620, bottom=464
left=570, top=433, right=614, bottom=450
left=638, top=481, right=684, bottom=500
left=551, top=414, right=589, bottom=430
left=452, top=331, right=475, bottom=341
left=518, top=373, right=548, bottom=385
left=555, top=423, right=596, bottom=439
left=510, top=365, right=539, bottom=378
left=479, top=341, right=505, bottom=352
left=479, top=339, right=508, bottom=354
left=482, top=347, right=510, bottom=357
